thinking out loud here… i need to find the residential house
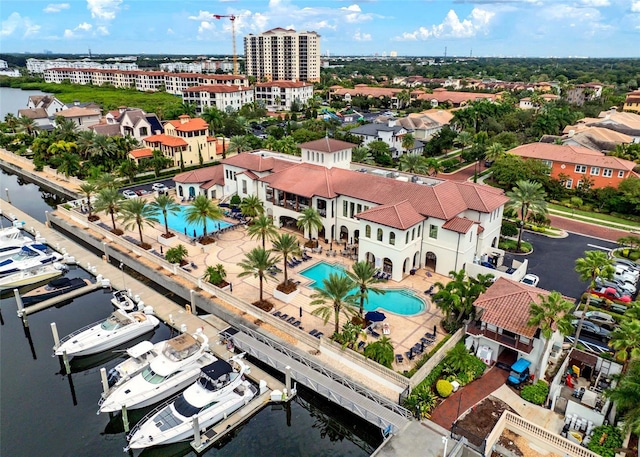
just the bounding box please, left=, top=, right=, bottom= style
left=465, top=277, right=575, bottom=380
left=350, top=118, right=424, bottom=158
left=128, top=148, right=154, bottom=165
left=92, top=107, right=163, bottom=140
left=413, top=88, right=499, bottom=108
left=518, top=93, right=559, bottom=110
left=623, top=89, right=640, bottom=112
left=181, top=85, right=255, bottom=114
left=142, top=135, right=188, bottom=167
left=54, top=106, right=101, bottom=131
left=565, top=83, right=604, bottom=106
left=395, top=110, right=454, bottom=141
left=329, top=85, right=405, bottom=108
left=174, top=138, right=510, bottom=280
left=16, top=107, right=52, bottom=130
left=509, top=143, right=638, bottom=189
left=254, top=81, right=314, bottom=111
left=26, top=95, right=65, bottom=117
left=559, top=125, right=633, bottom=152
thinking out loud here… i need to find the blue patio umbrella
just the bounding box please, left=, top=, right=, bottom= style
left=365, top=311, right=386, bottom=322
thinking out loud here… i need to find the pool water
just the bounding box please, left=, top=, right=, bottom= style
left=300, top=261, right=425, bottom=316
left=164, top=206, right=233, bottom=237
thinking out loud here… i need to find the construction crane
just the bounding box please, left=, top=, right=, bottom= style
left=213, top=14, right=238, bottom=75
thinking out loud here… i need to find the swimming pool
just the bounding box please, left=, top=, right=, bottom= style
left=164, top=206, right=233, bottom=238
left=299, top=261, right=425, bottom=316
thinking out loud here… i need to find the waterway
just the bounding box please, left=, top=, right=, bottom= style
left=0, top=86, right=51, bottom=120
left=0, top=171, right=382, bottom=456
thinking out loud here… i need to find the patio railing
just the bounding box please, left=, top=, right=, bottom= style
left=465, top=323, right=534, bottom=353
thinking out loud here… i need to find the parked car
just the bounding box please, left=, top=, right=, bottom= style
left=520, top=274, right=540, bottom=287
left=614, top=265, right=639, bottom=282
left=614, top=258, right=640, bottom=273
left=151, top=183, right=168, bottom=193
left=590, top=287, right=632, bottom=304
left=507, top=358, right=531, bottom=388
left=572, top=310, right=617, bottom=329
left=122, top=190, right=137, bottom=199
left=571, top=319, right=612, bottom=342
left=595, top=277, right=635, bottom=296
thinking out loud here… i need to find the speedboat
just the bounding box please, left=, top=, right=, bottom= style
left=98, top=330, right=215, bottom=413
left=0, top=226, right=32, bottom=261
left=104, top=340, right=162, bottom=389
left=0, top=244, right=62, bottom=277
left=126, top=356, right=256, bottom=450
left=0, top=263, right=66, bottom=291
left=111, top=289, right=141, bottom=312
left=53, top=307, right=160, bottom=357
left=22, top=276, right=89, bottom=304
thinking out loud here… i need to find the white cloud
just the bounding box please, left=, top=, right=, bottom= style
left=86, top=0, right=122, bottom=20
left=580, top=0, right=610, bottom=6
left=167, top=28, right=175, bottom=35
left=63, top=29, right=74, bottom=38
left=43, top=3, right=70, bottom=13
left=77, top=22, right=92, bottom=31
left=96, top=25, right=109, bottom=35
left=353, top=30, right=371, bottom=41
left=1, top=12, right=40, bottom=37
left=188, top=10, right=215, bottom=21
left=632, top=1, right=640, bottom=12
left=395, top=8, right=495, bottom=41
left=340, top=4, right=373, bottom=23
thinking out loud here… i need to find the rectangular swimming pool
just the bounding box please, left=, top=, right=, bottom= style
left=165, top=206, right=233, bottom=238
left=299, top=261, right=425, bottom=316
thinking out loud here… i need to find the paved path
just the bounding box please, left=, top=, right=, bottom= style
left=441, top=161, right=488, bottom=182
left=429, top=366, right=509, bottom=430
left=548, top=214, right=631, bottom=243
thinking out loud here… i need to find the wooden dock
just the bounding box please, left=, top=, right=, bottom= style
left=19, top=281, right=104, bottom=316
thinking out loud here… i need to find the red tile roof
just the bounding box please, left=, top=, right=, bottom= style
left=442, top=217, right=476, bottom=234
left=183, top=85, right=251, bottom=94
left=144, top=134, right=187, bottom=147
left=174, top=165, right=224, bottom=185
left=128, top=148, right=153, bottom=159
left=510, top=143, right=637, bottom=171
left=473, top=277, right=575, bottom=338
left=165, top=117, right=209, bottom=132
left=356, top=200, right=424, bottom=230
left=298, top=138, right=357, bottom=153
left=256, top=81, right=313, bottom=89
left=221, top=152, right=298, bottom=173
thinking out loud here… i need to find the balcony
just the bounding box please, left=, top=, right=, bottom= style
left=466, top=322, right=534, bottom=354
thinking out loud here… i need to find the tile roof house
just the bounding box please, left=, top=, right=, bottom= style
left=254, top=81, right=314, bottom=111
left=414, top=88, right=499, bottom=108
left=509, top=143, right=638, bottom=189
left=466, top=277, right=576, bottom=380
left=395, top=109, right=454, bottom=141
left=54, top=106, right=101, bottom=131
left=26, top=95, right=65, bottom=117
left=182, top=85, right=255, bottom=114
left=350, top=118, right=424, bottom=158
left=175, top=138, right=510, bottom=280
left=623, top=89, right=640, bottom=113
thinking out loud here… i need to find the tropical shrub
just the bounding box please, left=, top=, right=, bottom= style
left=587, top=425, right=623, bottom=457
left=403, top=385, right=438, bottom=419
left=520, top=380, right=549, bottom=405
left=436, top=379, right=453, bottom=398
left=230, top=194, right=241, bottom=208
left=501, top=221, right=518, bottom=237
left=165, top=244, right=188, bottom=264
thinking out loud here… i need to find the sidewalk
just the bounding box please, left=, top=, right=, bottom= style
left=548, top=207, right=639, bottom=233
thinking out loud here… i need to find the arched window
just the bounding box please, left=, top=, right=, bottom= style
left=389, top=232, right=396, bottom=246
left=377, top=228, right=383, bottom=242
left=365, top=225, right=371, bottom=238
left=406, top=232, right=409, bottom=244
left=417, top=225, right=421, bottom=237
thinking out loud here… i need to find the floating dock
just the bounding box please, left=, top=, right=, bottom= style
left=17, top=281, right=105, bottom=317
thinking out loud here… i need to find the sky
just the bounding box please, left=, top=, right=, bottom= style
left=1, top=0, right=639, bottom=58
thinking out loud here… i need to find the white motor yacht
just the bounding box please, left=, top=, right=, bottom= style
left=104, top=340, right=162, bottom=389
left=98, top=330, right=215, bottom=413
left=0, top=226, right=32, bottom=261
left=126, top=357, right=256, bottom=450
left=53, top=307, right=159, bottom=357
left=0, top=244, right=62, bottom=277
left=110, top=289, right=141, bottom=312
left=0, top=263, right=66, bottom=290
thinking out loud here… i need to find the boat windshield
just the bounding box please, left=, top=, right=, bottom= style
left=142, top=367, right=168, bottom=384
left=173, top=395, right=201, bottom=418
left=162, top=334, right=199, bottom=362
left=100, top=312, right=131, bottom=331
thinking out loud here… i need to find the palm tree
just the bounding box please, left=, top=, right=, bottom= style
left=485, top=142, right=506, bottom=164
left=91, top=172, right=118, bottom=190
left=271, top=233, right=301, bottom=285
left=506, top=180, right=548, bottom=252
left=297, top=207, right=323, bottom=244
left=94, top=187, right=124, bottom=231
left=455, top=131, right=473, bottom=152
left=351, top=146, right=375, bottom=165
left=201, top=106, right=224, bottom=133
left=433, top=270, right=490, bottom=325
left=227, top=135, right=252, bottom=155
left=88, top=134, right=117, bottom=167
left=203, top=264, right=227, bottom=286
left=76, top=130, right=96, bottom=159
left=604, top=359, right=640, bottom=434
left=247, top=214, right=277, bottom=248
left=574, top=250, right=615, bottom=348
left=398, top=153, right=428, bottom=174
left=57, top=152, right=81, bottom=178
left=239, top=195, right=264, bottom=220
left=151, top=194, right=181, bottom=236
left=527, top=291, right=575, bottom=381
left=310, top=273, right=358, bottom=335
left=118, top=160, right=139, bottom=183
left=184, top=195, right=223, bottom=238
left=17, top=116, right=38, bottom=136
left=4, top=113, right=18, bottom=133
left=610, top=320, right=640, bottom=370
left=148, top=150, right=171, bottom=177
left=237, top=247, right=281, bottom=302
left=401, top=133, right=415, bottom=153
left=426, top=157, right=443, bottom=176
left=363, top=336, right=394, bottom=368
left=166, top=244, right=188, bottom=264
left=346, top=261, right=386, bottom=317
left=53, top=117, right=79, bottom=141
left=119, top=198, right=160, bottom=245
left=78, top=182, right=98, bottom=217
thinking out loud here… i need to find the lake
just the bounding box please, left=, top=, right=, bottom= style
left=0, top=86, right=51, bottom=120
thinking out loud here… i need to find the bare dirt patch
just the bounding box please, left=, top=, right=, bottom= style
left=454, top=396, right=515, bottom=448
left=491, top=429, right=561, bottom=457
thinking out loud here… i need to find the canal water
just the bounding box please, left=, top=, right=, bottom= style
left=0, top=86, right=51, bottom=120
left=0, top=171, right=382, bottom=457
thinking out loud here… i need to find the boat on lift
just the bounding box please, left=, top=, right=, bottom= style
left=53, top=307, right=159, bottom=357
left=98, top=330, right=215, bottom=413
left=0, top=244, right=62, bottom=277
left=0, top=226, right=32, bottom=261
left=21, top=276, right=90, bottom=304
left=125, top=356, right=255, bottom=450
left=0, top=263, right=67, bottom=291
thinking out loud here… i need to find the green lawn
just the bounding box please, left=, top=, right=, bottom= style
left=548, top=203, right=640, bottom=229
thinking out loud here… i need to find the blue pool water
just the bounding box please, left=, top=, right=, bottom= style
left=164, top=206, right=233, bottom=237
left=300, top=261, right=425, bottom=316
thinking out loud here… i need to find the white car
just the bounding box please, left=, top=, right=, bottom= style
left=520, top=274, right=540, bottom=287
left=572, top=310, right=617, bottom=329
left=122, top=190, right=137, bottom=199
left=151, top=183, right=168, bottom=193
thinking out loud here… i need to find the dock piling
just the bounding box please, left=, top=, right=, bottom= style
left=14, top=288, right=24, bottom=316
left=190, top=289, right=196, bottom=312
left=51, top=322, right=60, bottom=347
left=122, top=405, right=129, bottom=433
left=62, top=350, right=70, bottom=375
left=285, top=366, right=292, bottom=400
left=192, top=417, right=201, bottom=447
left=5, top=187, right=10, bottom=203
left=100, top=367, right=109, bottom=396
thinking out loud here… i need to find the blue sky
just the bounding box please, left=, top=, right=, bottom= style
left=2, top=0, right=639, bottom=57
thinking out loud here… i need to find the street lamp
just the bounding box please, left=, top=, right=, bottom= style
left=442, top=436, right=448, bottom=457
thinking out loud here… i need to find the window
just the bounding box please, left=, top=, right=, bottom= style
left=406, top=232, right=409, bottom=244
left=618, top=170, right=625, bottom=178
left=242, top=181, right=247, bottom=194
left=343, top=201, right=348, bottom=217
left=365, top=225, right=371, bottom=238
left=603, top=169, right=613, bottom=177
left=590, top=167, right=600, bottom=176
left=575, top=165, right=587, bottom=173
left=417, top=225, right=421, bottom=237
left=377, top=228, right=383, bottom=242
left=429, top=225, right=438, bottom=239
left=412, top=228, right=415, bottom=241
left=565, top=179, right=573, bottom=189
left=389, top=232, right=395, bottom=245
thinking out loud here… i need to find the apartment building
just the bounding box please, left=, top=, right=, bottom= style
left=254, top=81, right=314, bottom=110
left=244, top=28, right=321, bottom=82
left=182, top=85, right=255, bottom=114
